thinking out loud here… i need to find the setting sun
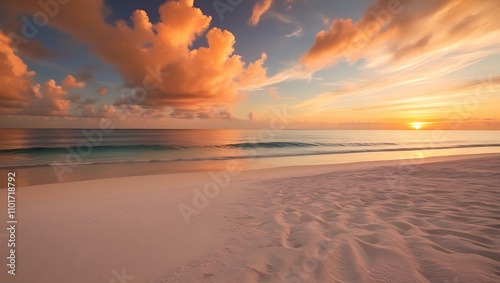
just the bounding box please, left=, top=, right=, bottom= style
left=410, top=122, right=425, bottom=130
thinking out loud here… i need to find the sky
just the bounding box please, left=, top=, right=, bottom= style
left=0, top=0, right=499, bottom=129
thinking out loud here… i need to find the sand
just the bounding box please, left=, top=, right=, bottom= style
left=0, top=154, right=499, bottom=282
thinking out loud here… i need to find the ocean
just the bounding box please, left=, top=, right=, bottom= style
left=1, top=129, right=500, bottom=186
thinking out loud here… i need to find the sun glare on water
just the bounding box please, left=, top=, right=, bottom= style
left=410, top=122, right=424, bottom=130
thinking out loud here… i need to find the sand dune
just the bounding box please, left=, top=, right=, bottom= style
left=1, top=155, right=499, bottom=282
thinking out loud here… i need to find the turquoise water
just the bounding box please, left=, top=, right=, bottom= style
left=1, top=129, right=499, bottom=185
left=1, top=129, right=500, bottom=168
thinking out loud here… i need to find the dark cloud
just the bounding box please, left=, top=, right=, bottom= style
left=17, top=40, right=57, bottom=60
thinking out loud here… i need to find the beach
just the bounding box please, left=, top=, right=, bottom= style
left=1, top=154, right=499, bottom=282
left=1, top=0, right=500, bottom=282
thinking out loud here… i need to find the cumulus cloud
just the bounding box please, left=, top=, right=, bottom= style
left=0, top=30, right=104, bottom=117
left=26, top=79, right=70, bottom=116
left=0, top=30, right=36, bottom=113
left=61, top=75, right=85, bottom=89
left=301, top=0, right=500, bottom=71
left=2, top=0, right=270, bottom=118
left=76, top=103, right=121, bottom=118
left=97, top=104, right=119, bottom=118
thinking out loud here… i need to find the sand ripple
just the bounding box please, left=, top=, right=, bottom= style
left=156, top=157, right=500, bottom=282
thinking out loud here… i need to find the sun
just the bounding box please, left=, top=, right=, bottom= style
left=409, top=122, right=424, bottom=130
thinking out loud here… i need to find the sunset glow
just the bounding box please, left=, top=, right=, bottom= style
left=410, top=122, right=424, bottom=130
left=0, top=0, right=499, bottom=129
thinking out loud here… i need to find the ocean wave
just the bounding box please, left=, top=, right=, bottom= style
left=1, top=143, right=499, bottom=169
left=219, top=142, right=399, bottom=148
left=0, top=142, right=399, bottom=154
left=0, top=144, right=182, bottom=154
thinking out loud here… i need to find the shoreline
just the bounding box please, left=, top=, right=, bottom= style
left=2, top=147, right=500, bottom=187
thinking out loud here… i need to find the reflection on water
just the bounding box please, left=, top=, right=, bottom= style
left=0, top=129, right=499, bottom=186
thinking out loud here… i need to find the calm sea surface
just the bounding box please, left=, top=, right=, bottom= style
left=1, top=129, right=499, bottom=185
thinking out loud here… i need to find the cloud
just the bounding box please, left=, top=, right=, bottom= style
left=293, top=70, right=500, bottom=125
left=240, top=64, right=312, bottom=92
left=0, top=30, right=37, bottom=114
left=169, top=107, right=233, bottom=120
left=61, top=75, right=85, bottom=89
left=76, top=103, right=121, bottom=118
left=268, top=87, right=294, bottom=101
left=76, top=65, right=100, bottom=82
left=248, top=1, right=298, bottom=26
left=25, top=79, right=70, bottom=116
left=17, top=39, right=56, bottom=60
left=266, top=10, right=294, bottom=24
left=286, top=28, right=303, bottom=38
left=67, top=93, right=81, bottom=103
left=320, top=15, right=330, bottom=26
left=96, top=86, right=107, bottom=96
left=0, top=31, right=102, bottom=117
left=76, top=103, right=96, bottom=117
left=2, top=0, right=272, bottom=118
left=97, top=104, right=119, bottom=118
left=301, top=0, right=500, bottom=71
left=249, top=0, right=274, bottom=26
left=79, top=98, right=97, bottom=105
left=293, top=0, right=500, bottom=122
left=263, top=10, right=303, bottom=38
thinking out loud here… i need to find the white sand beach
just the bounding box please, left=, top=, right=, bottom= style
left=1, top=154, right=499, bottom=283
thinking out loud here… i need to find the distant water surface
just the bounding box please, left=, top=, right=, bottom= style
left=1, top=129, right=499, bottom=185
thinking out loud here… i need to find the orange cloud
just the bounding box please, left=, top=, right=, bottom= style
left=3, top=0, right=270, bottom=116
left=301, top=0, right=500, bottom=71
left=0, top=30, right=36, bottom=113
left=248, top=0, right=297, bottom=26
left=61, top=75, right=85, bottom=89
left=26, top=79, right=70, bottom=116
left=249, top=0, right=274, bottom=26
left=293, top=0, right=500, bottom=125
left=0, top=30, right=88, bottom=117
